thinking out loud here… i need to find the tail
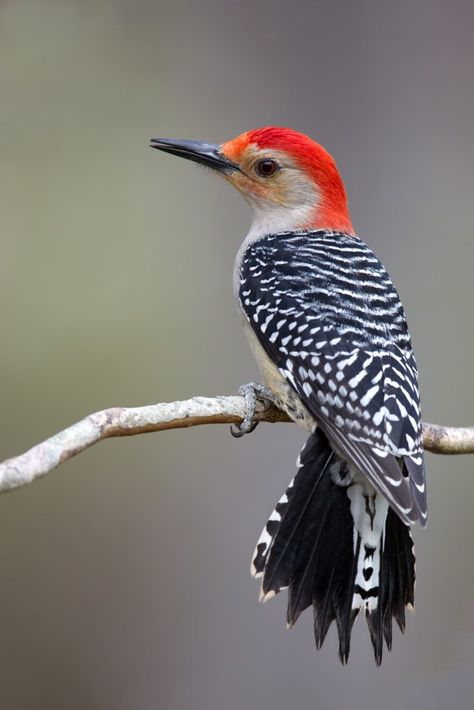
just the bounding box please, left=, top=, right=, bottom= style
left=251, top=429, right=415, bottom=665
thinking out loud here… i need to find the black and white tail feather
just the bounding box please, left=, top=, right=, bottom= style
left=251, top=428, right=415, bottom=665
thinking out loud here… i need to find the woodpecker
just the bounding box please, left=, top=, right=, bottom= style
left=150, top=127, right=427, bottom=664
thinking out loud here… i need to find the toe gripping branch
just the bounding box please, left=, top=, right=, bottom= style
left=230, top=383, right=277, bottom=438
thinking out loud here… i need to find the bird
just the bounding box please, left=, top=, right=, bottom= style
left=150, top=126, right=427, bottom=665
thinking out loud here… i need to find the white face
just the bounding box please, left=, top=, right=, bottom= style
left=222, top=146, right=319, bottom=238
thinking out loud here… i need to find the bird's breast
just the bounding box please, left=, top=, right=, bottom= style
left=241, top=318, right=315, bottom=432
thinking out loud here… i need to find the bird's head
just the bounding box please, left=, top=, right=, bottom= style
left=150, top=126, right=353, bottom=237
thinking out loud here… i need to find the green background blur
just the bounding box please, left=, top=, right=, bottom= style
left=1, top=1, right=474, bottom=708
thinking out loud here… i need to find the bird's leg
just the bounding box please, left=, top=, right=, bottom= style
left=230, top=382, right=277, bottom=438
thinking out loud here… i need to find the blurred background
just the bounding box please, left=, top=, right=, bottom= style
left=1, top=0, right=474, bottom=708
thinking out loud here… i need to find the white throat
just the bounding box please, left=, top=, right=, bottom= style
left=232, top=198, right=315, bottom=296
left=246, top=199, right=315, bottom=241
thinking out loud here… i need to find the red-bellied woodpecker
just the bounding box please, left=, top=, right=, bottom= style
left=150, top=127, right=426, bottom=665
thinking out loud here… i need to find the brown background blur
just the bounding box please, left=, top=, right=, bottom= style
left=1, top=1, right=474, bottom=708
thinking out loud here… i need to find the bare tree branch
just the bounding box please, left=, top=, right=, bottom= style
left=421, top=422, right=474, bottom=455
left=0, top=395, right=472, bottom=494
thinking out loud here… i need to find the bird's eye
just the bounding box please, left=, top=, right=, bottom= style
left=255, top=158, right=279, bottom=178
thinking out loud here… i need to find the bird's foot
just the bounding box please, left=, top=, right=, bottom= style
left=230, top=383, right=277, bottom=438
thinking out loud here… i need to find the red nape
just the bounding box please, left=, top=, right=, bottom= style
left=247, top=126, right=354, bottom=233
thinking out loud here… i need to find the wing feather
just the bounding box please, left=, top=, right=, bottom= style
left=238, top=231, right=427, bottom=525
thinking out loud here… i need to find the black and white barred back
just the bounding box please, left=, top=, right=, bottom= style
left=239, top=230, right=426, bottom=664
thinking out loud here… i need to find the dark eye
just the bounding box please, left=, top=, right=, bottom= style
left=255, top=158, right=279, bottom=177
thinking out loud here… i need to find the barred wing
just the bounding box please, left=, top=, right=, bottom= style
left=239, top=231, right=427, bottom=526
left=279, top=339, right=426, bottom=526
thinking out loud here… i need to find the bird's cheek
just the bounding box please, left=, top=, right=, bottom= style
left=229, top=173, right=267, bottom=199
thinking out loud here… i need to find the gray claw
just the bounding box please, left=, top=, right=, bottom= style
left=230, top=420, right=258, bottom=438
left=230, top=382, right=277, bottom=438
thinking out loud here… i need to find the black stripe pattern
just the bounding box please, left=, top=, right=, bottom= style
left=238, top=230, right=427, bottom=526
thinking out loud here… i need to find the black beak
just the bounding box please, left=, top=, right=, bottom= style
left=150, top=138, right=240, bottom=174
